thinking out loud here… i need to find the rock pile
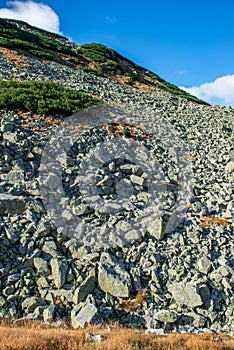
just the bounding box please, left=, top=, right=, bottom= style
left=0, top=52, right=233, bottom=334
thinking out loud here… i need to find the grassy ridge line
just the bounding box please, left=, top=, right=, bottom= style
left=0, top=18, right=77, bottom=59
left=78, top=43, right=209, bottom=105
left=0, top=80, right=101, bottom=116
left=0, top=18, right=208, bottom=105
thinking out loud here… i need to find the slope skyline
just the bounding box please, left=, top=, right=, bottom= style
left=0, top=0, right=234, bottom=106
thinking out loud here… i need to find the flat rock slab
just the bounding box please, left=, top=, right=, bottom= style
left=71, top=303, right=97, bottom=328
left=0, top=194, right=27, bottom=214
left=169, top=282, right=204, bottom=308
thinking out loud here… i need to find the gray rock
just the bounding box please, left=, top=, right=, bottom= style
left=35, top=220, right=52, bottom=237
left=3, top=286, right=15, bottom=296
left=44, top=174, right=61, bottom=189
left=1, top=119, right=15, bottom=132
left=98, top=252, right=131, bottom=297
left=115, top=178, right=134, bottom=197
left=3, top=171, right=24, bottom=183
left=169, top=282, right=203, bottom=307
left=50, top=258, right=68, bottom=289
left=33, top=257, right=50, bottom=276
left=42, top=241, right=58, bottom=258
left=36, top=276, right=49, bottom=288
left=184, top=312, right=207, bottom=328
left=132, top=165, right=143, bottom=176
left=96, top=175, right=113, bottom=187
left=43, top=304, right=55, bottom=322
left=85, top=332, right=103, bottom=343
left=147, top=217, right=163, bottom=240
left=73, top=275, right=95, bottom=304
left=120, top=164, right=133, bottom=174
left=197, top=257, right=212, bottom=274
left=199, top=284, right=211, bottom=308
left=153, top=309, right=177, bottom=323
left=130, top=174, right=147, bottom=186
left=73, top=204, right=94, bottom=216
left=71, top=303, right=97, bottom=328
left=0, top=194, right=26, bottom=214
left=0, top=296, right=6, bottom=307
left=22, top=297, right=47, bottom=313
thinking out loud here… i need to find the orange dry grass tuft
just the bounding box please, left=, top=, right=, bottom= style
left=102, top=122, right=149, bottom=139
left=200, top=216, right=231, bottom=228
left=31, top=127, right=47, bottom=132
left=117, top=290, right=148, bottom=311
left=0, top=47, right=29, bottom=68
left=45, top=116, right=63, bottom=125
left=0, top=323, right=233, bottom=350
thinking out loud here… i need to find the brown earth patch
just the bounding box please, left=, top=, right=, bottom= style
left=0, top=47, right=29, bottom=68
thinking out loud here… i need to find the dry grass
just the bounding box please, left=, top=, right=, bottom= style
left=116, top=290, right=148, bottom=312
left=0, top=47, right=29, bottom=68
left=200, top=216, right=231, bottom=228
left=102, top=122, right=149, bottom=139
left=0, top=323, right=233, bottom=350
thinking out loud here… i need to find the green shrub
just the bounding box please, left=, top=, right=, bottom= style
left=78, top=66, right=104, bottom=76
left=78, top=43, right=114, bottom=63
left=29, top=50, right=54, bottom=60
left=0, top=18, right=76, bottom=57
left=0, top=80, right=101, bottom=115
left=124, top=72, right=137, bottom=79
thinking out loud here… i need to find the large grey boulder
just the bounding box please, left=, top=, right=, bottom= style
left=98, top=252, right=131, bottom=298
left=71, top=303, right=97, bottom=328
left=73, top=275, right=95, bottom=304
left=169, top=282, right=203, bottom=308
left=21, top=297, right=47, bottom=314
left=50, top=258, right=68, bottom=289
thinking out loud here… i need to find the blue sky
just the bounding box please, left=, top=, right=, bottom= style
left=0, top=0, right=234, bottom=106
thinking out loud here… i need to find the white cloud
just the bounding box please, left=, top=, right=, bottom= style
left=0, top=1, right=62, bottom=34
left=105, top=16, right=116, bottom=24
left=180, top=74, right=234, bottom=107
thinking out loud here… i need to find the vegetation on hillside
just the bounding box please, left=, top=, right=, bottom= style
left=78, top=43, right=114, bottom=63
left=0, top=18, right=76, bottom=58
left=0, top=80, right=100, bottom=115
left=0, top=18, right=209, bottom=105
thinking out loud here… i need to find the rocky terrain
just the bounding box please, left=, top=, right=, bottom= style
left=0, top=19, right=233, bottom=335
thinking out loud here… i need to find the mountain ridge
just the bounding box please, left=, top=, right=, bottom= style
left=0, top=17, right=208, bottom=105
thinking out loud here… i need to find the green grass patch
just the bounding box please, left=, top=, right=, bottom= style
left=0, top=80, right=101, bottom=115
left=0, top=18, right=76, bottom=57
left=78, top=43, right=114, bottom=63
left=29, top=50, right=54, bottom=60
left=78, top=66, right=105, bottom=76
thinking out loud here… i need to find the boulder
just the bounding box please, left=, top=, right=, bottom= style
left=169, top=282, right=203, bottom=308
left=153, top=310, right=177, bottom=323
left=22, top=297, right=47, bottom=314
left=71, top=303, right=97, bottom=328
left=50, top=258, right=68, bottom=289
left=73, top=275, right=95, bottom=304
left=98, top=252, right=131, bottom=298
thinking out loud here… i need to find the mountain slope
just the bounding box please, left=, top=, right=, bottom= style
left=0, top=18, right=233, bottom=335
left=0, top=18, right=208, bottom=104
